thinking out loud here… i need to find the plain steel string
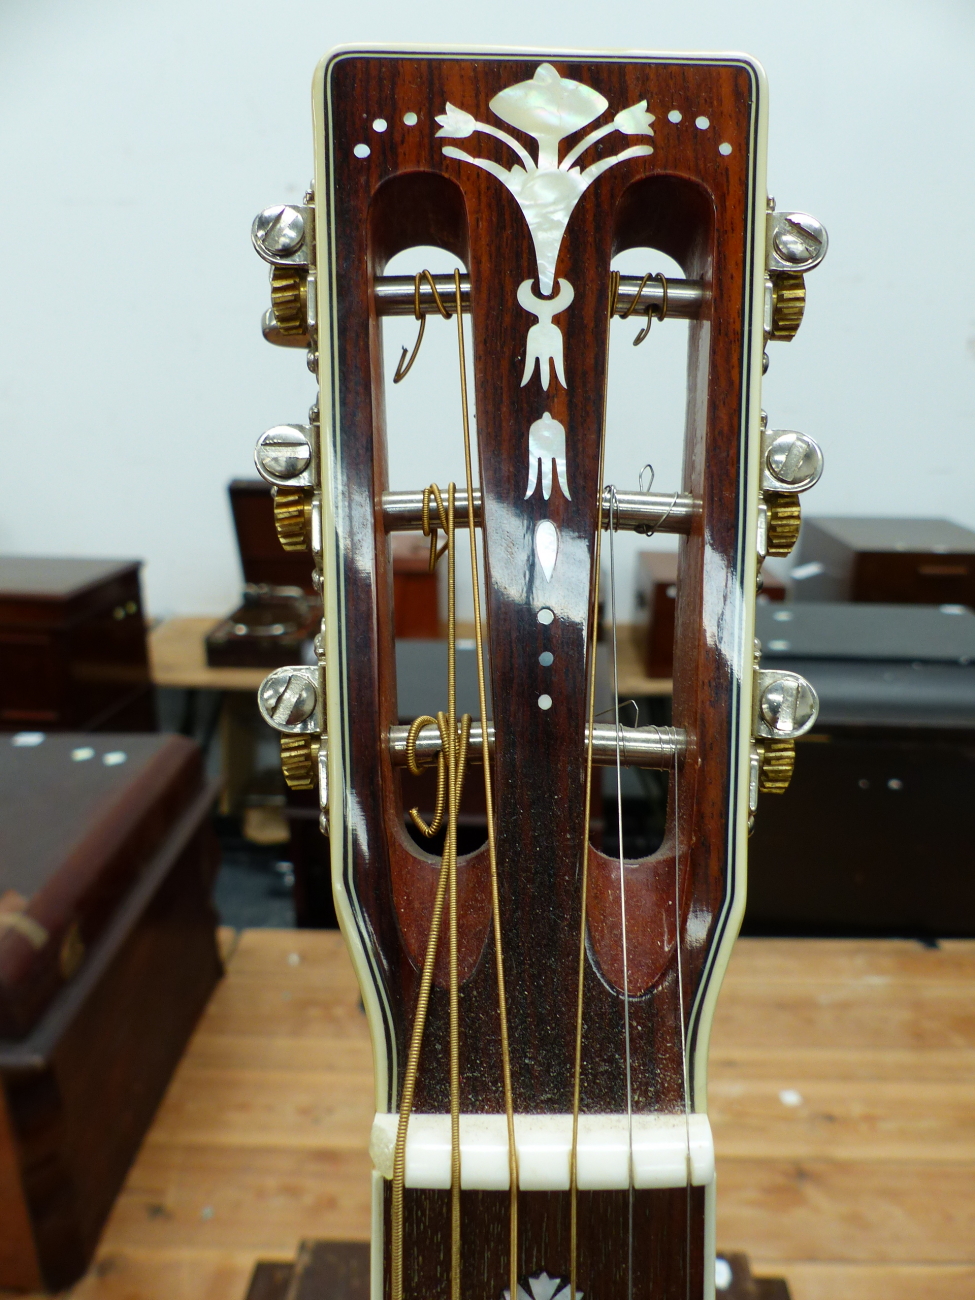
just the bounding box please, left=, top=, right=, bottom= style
left=607, top=485, right=635, bottom=1300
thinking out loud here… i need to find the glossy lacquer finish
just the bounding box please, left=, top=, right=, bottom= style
left=317, top=51, right=763, bottom=1300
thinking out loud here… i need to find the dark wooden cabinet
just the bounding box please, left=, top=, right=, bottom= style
left=0, top=557, right=154, bottom=731
left=746, top=725, right=975, bottom=938
left=0, top=732, right=221, bottom=1290
left=793, top=516, right=975, bottom=606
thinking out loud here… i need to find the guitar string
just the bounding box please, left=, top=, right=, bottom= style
left=389, top=483, right=468, bottom=1300
left=445, top=484, right=462, bottom=1300
left=570, top=283, right=614, bottom=1300
left=606, top=485, right=635, bottom=1300
left=451, top=270, right=521, bottom=1300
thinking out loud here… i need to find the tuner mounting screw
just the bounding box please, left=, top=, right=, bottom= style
left=273, top=487, right=313, bottom=551
left=757, top=739, right=796, bottom=794
left=253, top=205, right=306, bottom=256
left=280, top=734, right=320, bottom=791
left=765, top=432, right=823, bottom=490
left=765, top=491, right=802, bottom=556
left=772, top=214, right=825, bottom=266
left=759, top=678, right=817, bottom=736
left=256, top=427, right=312, bottom=481
left=260, top=669, right=318, bottom=728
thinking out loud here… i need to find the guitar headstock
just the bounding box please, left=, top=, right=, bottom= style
left=252, top=47, right=826, bottom=1300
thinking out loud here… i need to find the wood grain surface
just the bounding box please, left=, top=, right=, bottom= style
left=15, top=930, right=969, bottom=1300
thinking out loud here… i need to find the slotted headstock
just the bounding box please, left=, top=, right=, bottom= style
left=252, top=46, right=826, bottom=1300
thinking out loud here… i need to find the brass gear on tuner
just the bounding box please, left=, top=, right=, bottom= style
left=768, top=272, right=806, bottom=341
left=274, top=487, right=313, bottom=552
left=758, top=739, right=795, bottom=794
left=766, top=491, right=801, bottom=557
left=270, top=265, right=308, bottom=336
left=280, top=734, right=319, bottom=791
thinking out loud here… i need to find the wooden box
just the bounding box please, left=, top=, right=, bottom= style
left=792, top=516, right=975, bottom=606
left=226, top=480, right=316, bottom=594
left=0, top=557, right=155, bottom=731
left=0, top=732, right=221, bottom=1290
left=206, top=481, right=318, bottom=668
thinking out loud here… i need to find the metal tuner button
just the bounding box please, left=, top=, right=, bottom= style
left=255, top=425, right=316, bottom=488
left=750, top=668, right=818, bottom=797
left=257, top=666, right=323, bottom=734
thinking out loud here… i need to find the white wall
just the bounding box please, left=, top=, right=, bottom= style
left=1, top=0, right=973, bottom=620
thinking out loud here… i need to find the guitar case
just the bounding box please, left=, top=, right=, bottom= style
left=0, top=731, right=207, bottom=1038
left=0, top=730, right=222, bottom=1290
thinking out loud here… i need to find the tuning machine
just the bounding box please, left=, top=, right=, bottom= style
left=254, top=417, right=321, bottom=554
left=763, top=202, right=827, bottom=352
left=258, top=664, right=329, bottom=815
left=252, top=203, right=317, bottom=348
left=756, top=416, right=824, bottom=560
left=749, top=653, right=819, bottom=806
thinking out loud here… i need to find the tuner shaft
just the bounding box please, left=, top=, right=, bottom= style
left=382, top=488, right=695, bottom=536
left=389, top=721, right=685, bottom=769
left=374, top=273, right=706, bottom=320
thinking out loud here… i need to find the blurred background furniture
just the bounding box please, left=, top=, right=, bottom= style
left=0, top=557, right=155, bottom=732
left=0, top=731, right=221, bottom=1291
left=206, top=481, right=319, bottom=670
left=791, top=516, right=975, bottom=605
left=623, top=526, right=975, bottom=939
left=391, top=533, right=440, bottom=638
left=747, top=601, right=975, bottom=938
left=636, top=550, right=784, bottom=678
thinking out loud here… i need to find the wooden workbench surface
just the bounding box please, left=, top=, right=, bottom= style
left=54, top=932, right=975, bottom=1300
left=148, top=617, right=268, bottom=692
